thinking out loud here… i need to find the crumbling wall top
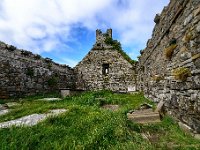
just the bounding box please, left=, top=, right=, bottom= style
left=96, top=29, right=112, bottom=44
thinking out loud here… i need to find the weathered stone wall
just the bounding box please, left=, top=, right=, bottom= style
left=137, top=0, right=200, bottom=133
left=0, top=42, right=75, bottom=99
left=75, top=30, right=136, bottom=92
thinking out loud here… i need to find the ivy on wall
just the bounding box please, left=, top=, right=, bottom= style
left=104, top=36, right=137, bottom=65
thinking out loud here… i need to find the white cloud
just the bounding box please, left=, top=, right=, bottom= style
left=0, top=0, right=114, bottom=52
left=0, top=0, right=169, bottom=65
left=55, top=57, right=78, bottom=68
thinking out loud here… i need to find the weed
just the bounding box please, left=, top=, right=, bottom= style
left=34, top=54, right=41, bottom=60
left=47, top=76, right=58, bottom=87
left=172, top=67, right=191, bottom=81
left=26, top=68, right=34, bottom=77
left=47, top=63, right=52, bottom=69
left=183, top=32, right=193, bottom=43
left=152, top=75, right=164, bottom=82
left=164, top=44, right=177, bottom=60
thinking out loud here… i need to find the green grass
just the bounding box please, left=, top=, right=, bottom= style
left=0, top=91, right=199, bottom=150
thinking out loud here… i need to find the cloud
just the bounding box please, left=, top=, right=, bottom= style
left=0, top=0, right=113, bottom=52
left=55, top=57, right=78, bottom=68
left=0, top=0, right=169, bottom=66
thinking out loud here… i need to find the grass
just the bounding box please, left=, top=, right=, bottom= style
left=0, top=91, right=199, bottom=149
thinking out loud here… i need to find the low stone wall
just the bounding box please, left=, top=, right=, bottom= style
left=0, top=42, right=75, bottom=99
left=137, top=0, right=200, bottom=133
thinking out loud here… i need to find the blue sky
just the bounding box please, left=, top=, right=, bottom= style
left=0, top=0, right=169, bottom=67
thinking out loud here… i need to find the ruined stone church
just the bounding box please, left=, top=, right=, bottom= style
left=0, top=0, right=200, bottom=133
left=74, top=29, right=136, bottom=92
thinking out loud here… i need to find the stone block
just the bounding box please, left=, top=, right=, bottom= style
left=197, top=22, right=200, bottom=32
left=194, top=134, right=200, bottom=140
left=178, top=122, right=192, bottom=133
left=194, top=6, right=200, bottom=16
left=184, top=14, right=193, bottom=26
left=155, top=100, right=164, bottom=112
left=60, top=89, right=71, bottom=97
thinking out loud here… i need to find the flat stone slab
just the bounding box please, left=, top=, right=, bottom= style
left=0, top=109, right=10, bottom=116
left=0, top=104, right=9, bottom=110
left=6, top=102, right=20, bottom=107
left=0, top=109, right=67, bottom=128
left=39, top=98, right=62, bottom=101
left=178, top=121, right=192, bottom=133
left=102, top=105, right=119, bottom=111
left=194, top=134, right=200, bottom=140
left=127, top=108, right=161, bottom=124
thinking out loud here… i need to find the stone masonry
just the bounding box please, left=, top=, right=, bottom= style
left=137, top=0, right=200, bottom=133
left=0, top=41, right=75, bottom=98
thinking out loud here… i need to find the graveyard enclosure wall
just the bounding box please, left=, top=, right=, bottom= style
left=0, top=42, right=76, bottom=98
left=137, top=0, right=200, bottom=133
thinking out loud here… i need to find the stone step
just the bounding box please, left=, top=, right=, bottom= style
left=131, top=109, right=157, bottom=115
left=127, top=110, right=161, bottom=124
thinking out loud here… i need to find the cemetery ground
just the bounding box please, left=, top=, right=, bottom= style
left=0, top=91, right=199, bottom=150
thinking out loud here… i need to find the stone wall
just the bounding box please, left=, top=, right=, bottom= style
left=75, top=30, right=136, bottom=92
left=0, top=42, right=75, bottom=99
left=137, top=0, right=200, bottom=133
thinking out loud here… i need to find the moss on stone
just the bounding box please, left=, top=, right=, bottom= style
left=152, top=75, right=164, bottom=82
left=172, top=67, right=191, bottom=81
left=164, top=44, right=177, bottom=60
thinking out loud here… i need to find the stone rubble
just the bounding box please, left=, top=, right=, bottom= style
left=6, top=102, right=20, bottom=107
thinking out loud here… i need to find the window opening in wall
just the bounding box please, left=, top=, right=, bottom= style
left=102, top=64, right=109, bottom=75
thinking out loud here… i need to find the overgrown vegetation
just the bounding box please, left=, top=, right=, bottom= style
left=183, top=31, right=193, bottom=43
left=172, top=67, right=191, bottom=81
left=104, top=37, right=137, bottom=65
left=26, top=68, right=34, bottom=77
left=0, top=91, right=199, bottom=149
left=6, top=45, right=16, bottom=51
left=164, top=38, right=177, bottom=60
left=47, top=63, right=52, bottom=69
left=47, top=76, right=58, bottom=87
left=164, top=44, right=177, bottom=60
left=152, top=75, right=164, bottom=82
left=34, top=54, right=41, bottom=60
